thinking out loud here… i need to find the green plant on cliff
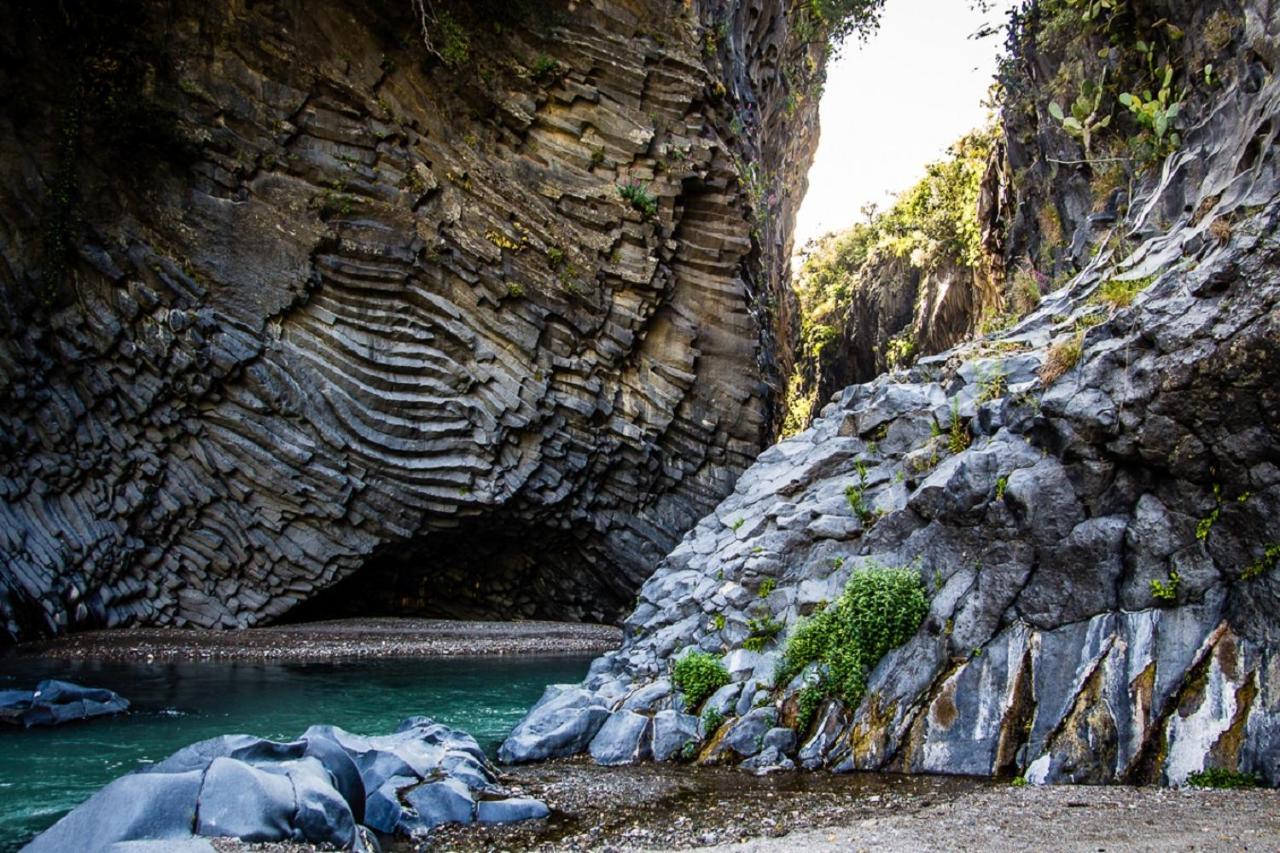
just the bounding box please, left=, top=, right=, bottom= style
left=743, top=609, right=784, bottom=652
left=1242, top=543, right=1280, bottom=582
left=672, top=649, right=730, bottom=710
left=776, top=564, right=928, bottom=708
left=1150, top=569, right=1180, bottom=602
left=617, top=182, right=659, bottom=219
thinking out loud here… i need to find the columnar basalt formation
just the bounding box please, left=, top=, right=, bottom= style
left=0, top=0, right=821, bottom=640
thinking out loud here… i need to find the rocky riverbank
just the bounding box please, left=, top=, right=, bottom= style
left=6, top=618, right=621, bottom=663
left=373, top=761, right=1280, bottom=851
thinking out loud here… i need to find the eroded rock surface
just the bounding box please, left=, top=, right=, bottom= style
left=0, top=0, right=820, bottom=640
left=501, top=37, right=1280, bottom=785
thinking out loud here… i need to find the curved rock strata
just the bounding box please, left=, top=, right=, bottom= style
left=24, top=716, right=544, bottom=852
left=501, top=47, right=1280, bottom=785
left=0, top=0, right=820, bottom=639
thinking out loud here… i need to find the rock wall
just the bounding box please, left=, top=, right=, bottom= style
left=501, top=12, right=1280, bottom=785
left=0, top=0, right=820, bottom=640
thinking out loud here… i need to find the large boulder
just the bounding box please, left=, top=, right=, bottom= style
left=498, top=687, right=610, bottom=764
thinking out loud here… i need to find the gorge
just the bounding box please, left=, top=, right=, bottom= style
left=2, top=0, right=1279, bottom=849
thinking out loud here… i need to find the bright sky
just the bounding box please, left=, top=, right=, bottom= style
left=793, top=1, right=1014, bottom=250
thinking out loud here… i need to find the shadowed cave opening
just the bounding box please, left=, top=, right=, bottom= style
left=285, top=520, right=637, bottom=626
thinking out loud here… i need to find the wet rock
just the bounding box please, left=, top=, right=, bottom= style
left=0, top=680, right=129, bottom=727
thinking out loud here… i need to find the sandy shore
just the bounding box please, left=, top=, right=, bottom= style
left=7, top=617, right=622, bottom=662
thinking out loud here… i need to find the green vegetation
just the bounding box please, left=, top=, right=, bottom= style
left=1040, top=331, right=1084, bottom=384
left=1093, top=275, right=1155, bottom=309
left=792, top=127, right=994, bottom=343
left=776, top=564, right=929, bottom=709
left=947, top=403, right=971, bottom=455
left=712, top=613, right=726, bottom=631
left=1150, top=569, right=1180, bottom=602
left=743, top=610, right=784, bottom=652
left=1242, top=544, right=1280, bottom=582
left=758, top=578, right=777, bottom=597
left=701, top=707, right=725, bottom=735
left=731, top=517, right=745, bottom=532
left=1186, top=768, right=1261, bottom=789
left=672, top=650, right=730, bottom=709
left=795, top=683, right=826, bottom=734
left=1010, top=775, right=1029, bottom=787
left=976, top=366, right=1008, bottom=404
left=617, top=182, right=659, bottom=219
left=995, top=475, right=1009, bottom=501
left=530, top=54, right=559, bottom=81
left=1197, top=484, right=1223, bottom=542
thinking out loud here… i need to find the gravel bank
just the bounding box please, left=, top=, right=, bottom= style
left=7, top=618, right=621, bottom=662
left=683, top=784, right=1280, bottom=853
left=418, top=762, right=1279, bottom=853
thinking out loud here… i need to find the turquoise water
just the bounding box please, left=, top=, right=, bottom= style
left=0, top=654, right=591, bottom=851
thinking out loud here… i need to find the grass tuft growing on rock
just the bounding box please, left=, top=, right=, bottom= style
left=672, top=649, right=730, bottom=710
left=776, top=564, right=928, bottom=710
left=1040, top=332, right=1083, bottom=384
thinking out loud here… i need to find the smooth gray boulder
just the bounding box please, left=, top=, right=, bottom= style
left=498, top=688, right=609, bottom=764
left=22, top=770, right=203, bottom=853
left=403, top=778, right=475, bottom=830
left=651, top=710, right=700, bottom=761
left=719, top=708, right=777, bottom=758
left=589, top=710, right=653, bottom=766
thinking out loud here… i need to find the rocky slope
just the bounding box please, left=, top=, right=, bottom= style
left=0, top=0, right=822, bottom=640
left=500, top=6, right=1280, bottom=785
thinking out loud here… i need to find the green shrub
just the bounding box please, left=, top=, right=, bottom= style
left=777, top=565, right=929, bottom=708
left=1186, top=768, right=1260, bottom=789
left=673, top=650, right=730, bottom=709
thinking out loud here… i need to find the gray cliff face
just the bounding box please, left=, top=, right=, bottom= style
left=0, top=0, right=819, bottom=639
left=501, top=14, right=1280, bottom=784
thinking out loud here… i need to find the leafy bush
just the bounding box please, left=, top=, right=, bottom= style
left=777, top=565, right=929, bottom=708
left=672, top=650, right=730, bottom=710
left=1186, top=768, right=1261, bottom=789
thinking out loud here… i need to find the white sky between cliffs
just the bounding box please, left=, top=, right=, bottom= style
left=792, top=0, right=1018, bottom=253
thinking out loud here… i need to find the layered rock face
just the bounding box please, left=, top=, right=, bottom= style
left=502, top=18, right=1280, bottom=785
left=0, top=0, right=820, bottom=639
